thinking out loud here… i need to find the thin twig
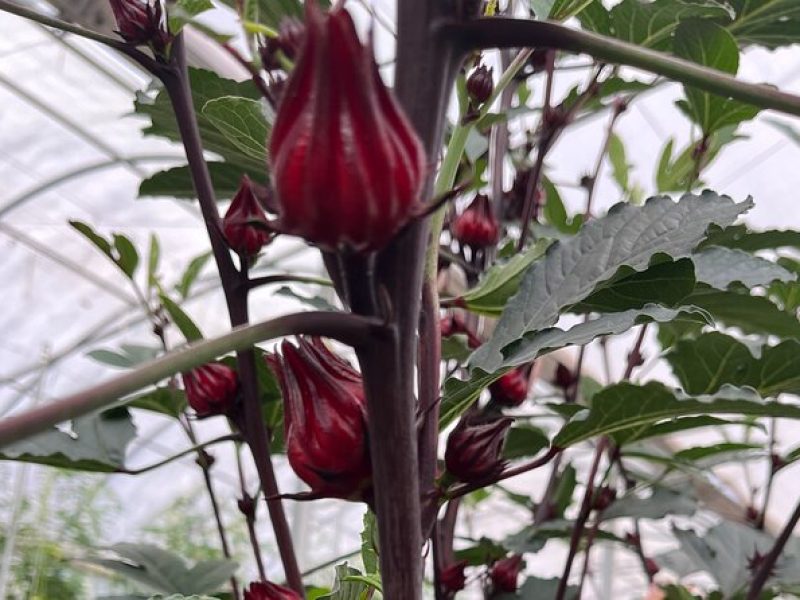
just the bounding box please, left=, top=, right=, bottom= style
left=747, top=498, right=800, bottom=600
left=119, top=434, right=241, bottom=475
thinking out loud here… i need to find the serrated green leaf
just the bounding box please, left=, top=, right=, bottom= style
left=360, top=511, right=379, bottom=575
left=674, top=20, right=760, bottom=134
left=691, top=246, right=794, bottom=289
left=140, top=163, right=249, bottom=201
left=727, top=0, right=800, bottom=49
left=471, top=192, right=751, bottom=374
left=317, top=564, right=370, bottom=600
left=554, top=382, right=800, bottom=448
left=441, top=305, right=709, bottom=428
left=177, top=252, right=212, bottom=299
left=460, top=239, right=550, bottom=316
left=701, top=224, right=800, bottom=252
left=503, top=425, right=550, bottom=460
left=202, top=96, right=270, bottom=162
left=160, top=294, right=204, bottom=342
left=667, top=333, right=800, bottom=396
left=0, top=409, right=135, bottom=472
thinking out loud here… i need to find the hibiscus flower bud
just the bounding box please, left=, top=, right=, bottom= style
left=108, top=0, right=171, bottom=54
left=452, top=194, right=500, bottom=249
left=223, top=176, right=273, bottom=257
left=466, top=63, right=494, bottom=104
left=490, top=367, right=529, bottom=407
left=440, top=560, right=468, bottom=595
left=490, top=555, right=523, bottom=594
left=261, top=17, right=306, bottom=71
left=268, top=337, right=371, bottom=500
left=182, top=362, right=239, bottom=417
left=445, top=414, right=512, bottom=484
left=440, top=312, right=481, bottom=349
left=269, top=3, right=426, bottom=253
left=244, top=581, right=302, bottom=600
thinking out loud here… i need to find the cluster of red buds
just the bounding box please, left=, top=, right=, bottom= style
left=182, top=362, right=239, bottom=418
left=222, top=176, right=274, bottom=258
left=452, top=194, right=500, bottom=249
left=108, top=0, right=172, bottom=55
left=445, top=414, right=512, bottom=484
left=268, top=2, right=426, bottom=253
left=244, top=581, right=301, bottom=600
left=268, top=337, right=371, bottom=501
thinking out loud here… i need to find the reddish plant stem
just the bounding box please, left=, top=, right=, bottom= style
left=574, top=512, right=604, bottom=599
left=162, top=34, right=303, bottom=595
left=747, top=498, right=800, bottom=600
left=757, top=418, right=777, bottom=530
left=583, top=96, right=625, bottom=220
left=236, top=446, right=267, bottom=582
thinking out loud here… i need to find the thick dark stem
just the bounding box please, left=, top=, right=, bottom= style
left=747, top=499, right=800, bottom=600
left=163, top=35, right=303, bottom=595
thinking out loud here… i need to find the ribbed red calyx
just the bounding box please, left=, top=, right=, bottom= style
left=445, top=414, right=512, bottom=484
left=490, top=555, right=524, bottom=593
left=452, top=194, right=500, bottom=248
left=222, top=175, right=273, bottom=257
left=268, top=337, right=371, bottom=500
left=182, top=362, right=239, bottom=417
left=490, top=367, right=529, bottom=407
left=268, top=2, right=426, bottom=252
left=108, top=0, right=171, bottom=53
left=440, top=560, right=468, bottom=594
left=243, top=581, right=302, bottom=600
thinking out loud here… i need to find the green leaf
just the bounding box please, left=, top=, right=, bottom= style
left=113, top=234, right=140, bottom=278
left=147, top=595, right=220, bottom=600
left=441, top=305, right=709, bottom=428
left=148, top=234, right=161, bottom=289
left=667, top=333, right=800, bottom=396
left=503, top=425, right=550, bottom=460
left=160, top=294, right=204, bottom=342
left=685, top=286, right=800, bottom=338
left=87, top=543, right=237, bottom=596
left=177, top=252, right=212, bottom=299
left=202, top=97, right=270, bottom=162
left=701, top=224, right=800, bottom=252
left=0, top=409, right=135, bottom=472
left=168, top=0, right=215, bottom=34
left=727, top=0, right=800, bottom=49
left=655, top=126, right=742, bottom=192
left=88, top=344, right=161, bottom=369
left=317, top=564, right=371, bottom=600
left=674, top=20, right=760, bottom=134
left=691, top=246, right=794, bottom=289
left=140, top=163, right=249, bottom=200
left=542, top=179, right=582, bottom=235
left=549, top=0, right=593, bottom=20
left=360, top=511, right=379, bottom=575
left=128, top=386, right=187, bottom=418
left=274, top=286, right=339, bottom=312
left=580, top=0, right=734, bottom=49
left=553, top=382, right=800, bottom=448
left=601, top=487, right=696, bottom=520
left=454, top=537, right=508, bottom=565
left=613, top=414, right=751, bottom=445
left=505, top=519, right=624, bottom=554
left=459, top=240, right=550, bottom=316
left=498, top=576, right=578, bottom=600
left=217, top=0, right=311, bottom=28
left=607, top=133, right=630, bottom=191
left=135, top=69, right=264, bottom=197
left=471, top=192, right=751, bottom=374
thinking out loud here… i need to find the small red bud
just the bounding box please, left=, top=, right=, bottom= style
left=452, top=194, right=500, bottom=248
left=244, top=581, right=302, bottom=600
left=237, top=493, right=256, bottom=518
left=223, top=176, right=273, bottom=257
left=490, top=368, right=529, bottom=407
left=553, top=362, right=575, bottom=390
left=771, top=452, right=787, bottom=473
left=108, top=0, right=171, bottom=54
left=269, top=4, right=426, bottom=252
left=440, top=560, right=468, bottom=594
left=445, top=414, right=512, bottom=484
left=490, top=555, right=523, bottom=594
left=644, top=558, right=660, bottom=578
left=182, top=363, right=239, bottom=417
left=624, top=531, right=640, bottom=546
left=592, top=486, right=616, bottom=511
left=466, top=64, right=494, bottom=104
left=440, top=312, right=481, bottom=349
left=745, top=505, right=760, bottom=523
left=268, top=338, right=371, bottom=500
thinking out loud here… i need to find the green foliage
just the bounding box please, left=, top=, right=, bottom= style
left=70, top=221, right=140, bottom=281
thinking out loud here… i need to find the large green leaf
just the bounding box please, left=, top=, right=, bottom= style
left=579, top=0, right=734, bottom=49
left=674, top=20, right=760, bottom=134
left=691, top=246, right=794, bottom=289
left=701, top=224, right=800, bottom=252
left=727, top=0, right=800, bottom=49
left=135, top=69, right=264, bottom=199
left=667, top=332, right=800, bottom=396
left=140, top=163, right=247, bottom=200
left=496, top=577, right=578, bottom=600
left=441, top=305, right=708, bottom=428
left=550, top=0, right=594, bottom=20
left=602, top=487, right=697, bottom=521
left=128, top=386, right=187, bottom=418
left=201, top=97, right=270, bottom=162
left=553, top=382, right=800, bottom=448
left=0, top=408, right=135, bottom=472
left=471, top=192, right=750, bottom=374
left=87, top=543, right=236, bottom=596
left=317, top=564, right=373, bottom=600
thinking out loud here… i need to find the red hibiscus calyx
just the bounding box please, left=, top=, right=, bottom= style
left=182, top=362, right=239, bottom=418
left=222, top=175, right=274, bottom=258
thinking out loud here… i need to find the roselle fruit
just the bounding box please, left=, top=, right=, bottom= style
left=490, top=555, right=523, bottom=593
left=269, top=2, right=426, bottom=252
left=222, top=176, right=273, bottom=257
left=452, top=194, right=500, bottom=248
left=445, top=414, right=512, bottom=484
left=268, top=337, right=371, bottom=500
left=182, top=362, right=239, bottom=417
left=108, top=0, right=171, bottom=54
left=490, top=367, right=529, bottom=407
left=244, top=581, right=301, bottom=600
left=467, top=63, right=494, bottom=104
left=440, top=560, right=468, bottom=595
